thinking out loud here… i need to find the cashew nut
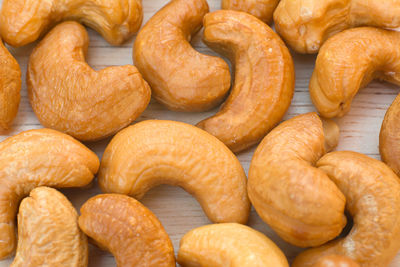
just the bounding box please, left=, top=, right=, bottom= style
left=313, top=255, right=360, bottom=267
left=27, top=21, right=151, bottom=141
left=98, top=120, right=250, bottom=224
left=274, top=0, right=400, bottom=53
left=0, top=0, right=143, bottom=47
left=78, top=194, right=175, bottom=267
left=293, top=151, right=400, bottom=267
left=248, top=112, right=346, bottom=247
left=222, top=0, right=280, bottom=23
left=196, top=10, right=294, bottom=153
left=11, top=187, right=88, bottom=267
left=178, top=223, right=289, bottom=267
left=133, top=0, right=231, bottom=112
left=0, top=128, right=99, bottom=259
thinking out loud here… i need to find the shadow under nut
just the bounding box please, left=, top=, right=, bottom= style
left=27, top=21, right=151, bottom=141
left=133, top=0, right=231, bottom=112
left=222, top=0, right=280, bottom=24
left=293, top=151, right=400, bottom=267
left=98, top=120, right=250, bottom=224
left=248, top=112, right=346, bottom=247
left=196, top=10, right=294, bottom=153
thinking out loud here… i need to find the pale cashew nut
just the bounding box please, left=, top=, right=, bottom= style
left=222, top=0, right=280, bottom=24
left=313, top=255, right=360, bottom=267
left=98, top=120, right=250, bottom=224
left=0, top=128, right=99, bottom=259
left=196, top=10, right=294, bottom=153
left=293, top=151, right=400, bottom=267
left=133, top=0, right=231, bottom=112
left=12, top=187, right=88, bottom=267
left=27, top=21, right=151, bottom=141
left=248, top=112, right=346, bottom=247
left=0, top=0, right=143, bottom=47
left=78, top=194, right=175, bottom=267
left=177, top=223, right=289, bottom=267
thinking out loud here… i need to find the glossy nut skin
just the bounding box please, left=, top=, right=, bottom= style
left=98, top=120, right=250, bottom=224
left=222, top=0, right=280, bottom=24
left=0, top=0, right=143, bottom=47
left=0, top=128, right=99, bottom=259
left=0, top=38, right=21, bottom=130
left=177, top=223, right=289, bottom=267
left=27, top=21, right=151, bottom=141
left=293, top=151, right=400, bottom=267
left=313, top=255, right=360, bottom=267
left=78, top=194, right=175, bottom=267
left=274, top=0, right=400, bottom=54
left=11, top=187, right=88, bottom=267
left=134, top=0, right=231, bottom=112
left=196, top=10, right=294, bottom=153
left=248, top=113, right=346, bottom=247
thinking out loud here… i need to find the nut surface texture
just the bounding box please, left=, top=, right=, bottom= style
left=98, top=120, right=250, bottom=224
left=27, top=21, right=151, bottom=141
left=134, top=0, right=231, bottom=112
left=196, top=10, right=294, bottom=153
left=11, top=187, right=88, bottom=267
left=78, top=194, right=175, bottom=267
left=222, top=0, right=280, bottom=23
left=313, top=255, right=360, bottom=267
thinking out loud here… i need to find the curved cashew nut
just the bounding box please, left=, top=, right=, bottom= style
left=27, top=21, right=151, bottom=141
left=0, top=128, right=99, bottom=259
left=248, top=112, right=346, bottom=247
left=0, top=0, right=143, bottom=47
left=293, top=151, right=400, bottom=267
left=134, top=0, right=231, bottom=112
left=222, top=0, right=280, bottom=24
left=177, top=223, right=289, bottom=267
left=78, top=194, right=175, bottom=267
left=98, top=120, right=250, bottom=224
left=196, top=10, right=294, bottom=153
left=274, top=0, right=400, bottom=53
left=313, top=255, right=360, bottom=267
left=12, top=187, right=88, bottom=267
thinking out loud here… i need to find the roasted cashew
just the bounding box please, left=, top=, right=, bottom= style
left=196, top=10, right=294, bottom=153
left=0, top=128, right=99, bottom=259
left=222, top=0, right=280, bottom=24
left=78, top=194, right=175, bottom=267
left=177, top=223, right=289, bottom=267
left=12, top=187, right=88, bottom=267
left=0, top=0, right=143, bottom=47
left=248, top=113, right=346, bottom=247
left=293, top=151, right=400, bottom=267
left=134, top=0, right=231, bottom=112
left=313, top=255, right=360, bottom=267
left=27, top=21, right=151, bottom=141
left=98, top=120, right=250, bottom=224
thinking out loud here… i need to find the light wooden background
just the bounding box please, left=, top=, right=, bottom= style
left=0, top=0, right=399, bottom=266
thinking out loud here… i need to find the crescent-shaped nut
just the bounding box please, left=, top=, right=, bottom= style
left=273, top=0, right=400, bottom=53
left=0, top=128, right=99, bottom=259
left=313, top=255, right=360, bottom=267
left=248, top=112, right=346, bottom=247
left=11, top=187, right=88, bottom=267
left=0, top=0, right=143, bottom=47
left=177, top=223, right=289, bottom=267
left=222, top=0, right=280, bottom=24
left=78, top=194, right=175, bottom=267
left=196, top=10, right=294, bottom=153
left=309, top=27, right=400, bottom=118
left=293, top=151, right=400, bottom=267
left=98, top=120, right=250, bottom=224
left=27, top=21, right=151, bottom=141
left=133, top=0, right=231, bottom=112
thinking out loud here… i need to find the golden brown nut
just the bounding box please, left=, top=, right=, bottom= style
left=98, top=120, right=250, bottom=224
left=11, top=187, right=88, bottom=267
left=196, top=10, right=294, bottom=153
left=27, top=21, right=151, bottom=141
left=309, top=27, right=400, bottom=118
left=274, top=0, right=400, bottom=53
left=222, top=0, right=280, bottom=24
left=0, top=38, right=21, bottom=130
left=178, top=223, right=289, bottom=267
left=133, top=0, right=231, bottom=112
left=313, top=255, right=360, bottom=267
left=248, top=113, right=346, bottom=247
left=78, top=194, right=175, bottom=267
left=293, top=151, right=400, bottom=267
left=0, top=0, right=143, bottom=47
left=0, top=128, right=99, bottom=259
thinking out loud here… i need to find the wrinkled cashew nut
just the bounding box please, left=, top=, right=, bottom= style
left=313, top=255, right=360, bottom=267
left=222, top=0, right=280, bottom=24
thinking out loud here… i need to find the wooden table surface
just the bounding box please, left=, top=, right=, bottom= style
left=0, top=0, right=399, bottom=266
